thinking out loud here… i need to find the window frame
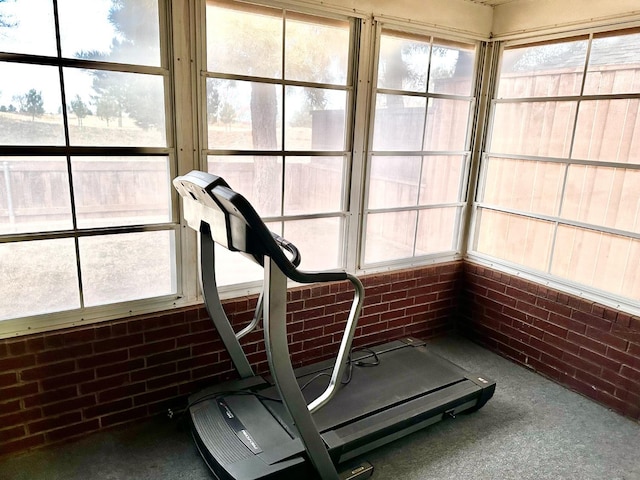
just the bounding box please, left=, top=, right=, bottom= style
left=469, top=28, right=640, bottom=316
left=359, top=21, right=481, bottom=271
left=0, top=0, right=200, bottom=338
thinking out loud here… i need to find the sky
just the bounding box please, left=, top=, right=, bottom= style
left=0, top=0, right=116, bottom=112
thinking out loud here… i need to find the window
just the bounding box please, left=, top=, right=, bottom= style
left=0, top=0, right=178, bottom=328
left=472, top=29, right=640, bottom=303
left=203, top=0, right=356, bottom=281
left=362, top=28, right=476, bottom=266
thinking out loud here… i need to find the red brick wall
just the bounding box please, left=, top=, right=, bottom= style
left=0, top=262, right=461, bottom=456
left=460, top=261, right=640, bottom=421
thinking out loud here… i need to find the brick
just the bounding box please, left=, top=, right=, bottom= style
left=99, top=383, right=147, bottom=403
left=93, top=334, right=144, bottom=353
left=80, top=374, right=130, bottom=395
left=144, top=324, right=190, bottom=343
left=516, top=300, right=549, bottom=321
left=77, top=349, right=129, bottom=370
left=28, top=412, right=82, bottom=434
left=41, top=395, right=96, bottom=417
left=529, top=337, right=564, bottom=359
left=567, top=331, right=607, bottom=355
left=620, top=365, right=640, bottom=383
left=84, top=398, right=133, bottom=419
left=0, top=434, right=45, bottom=456
left=1, top=382, right=39, bottom=401
left=579, top=348, right=621, bottom=373
left=0, top=372, right=17, bottom=388
left=101, top=406, right=149, bottom=428
left=0, top=400, right=21, bottom=416
left=41, top=370, right=95, bottom=391
left=45, top=419, right=100, bottom=443
left=548, top=313, right=587, bottom=335
left=584, top=327, right=628, bottom=352
left=131, top=363, right=176, bottom=383
left=574, top=369, right=616, bottom=395
left=611, top=324, right=640, bottom=344
left=0, top=425, right=26, bottom=443
left=505, top=286, right=537, bottom=305
left=96, top=359, right=145, bottom=378
left=0, top=410, right=39, bottom=431
left=129, top=339, right=176, bottom=359
left=45, top=328, right=95, bottom=347
left=0, top=354, right=36, bottom=371
left=23, top=386, right=77, bottom=409
left=499, top=323, right=531, bottom=344
left=571, top=310, right=612, bottom=331
left=533, top=318, right=569, bottom=339
left=543, top=332, right=580, bottom=355
left=607, top=347, right=640, bottom=372
left=562, top=351, right=602, bottom=376
left=133, top=386, right=179, bottom=406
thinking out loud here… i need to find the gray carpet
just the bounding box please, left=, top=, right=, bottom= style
left=1, top=335, right=639, bottom=480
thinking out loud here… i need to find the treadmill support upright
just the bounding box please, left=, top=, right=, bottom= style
left=263, top=258, right=340, bottom=480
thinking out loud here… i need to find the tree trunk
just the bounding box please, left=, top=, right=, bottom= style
left=251, top=83, right=280, bottom=217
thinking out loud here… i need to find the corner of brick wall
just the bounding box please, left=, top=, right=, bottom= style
left=0, top=261, right=462, bottom=457
left=459, top=261, right=640, bottom=422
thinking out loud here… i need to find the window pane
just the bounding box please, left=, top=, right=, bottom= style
left=415, top=207, right=457, bottom=255
left=208, top=155, right=283, bottom=217
left=364, top=210, right=417, bottom=264
left=368, top=156, right=421, bottom=209
left=0, top=239, right=80, bottom=320
left=285, top=86, right=346, bottom=151
left=206, top=1, right=282, bottom=78
left=420, top=155, right=465, bottom=204
left=0, top=157, right=72, bottom=235
left=214, top=243, right=263, bottom=286
left=429, top=40, right=475, bottom=96
left=561, top=165, right=640, bottom=234
left=584, top=32, right=640, bottom=95
left=285, top=13, right=350, bottom=85
left=551, top=226, right=640, bottom=299
left=71, top=156, right=171, bottom=229
left=284, top=156, right=344, bottom=215
left=372, top=94, right=426, bottom=151
left=474, top=209, right=553, bottom=271
left=64, top=68, right=166, bottom=147
left=207, top=79, right=282, bottom=150
left=0, top=0, right=56, bottom=56
left=497, top=39, right=588, bottom=98
left=58, top=0, right=161, bottom=66
left=572, top=99, right=640, bottom=164
left=377, top=32, right=430, bottom=92
left=0, top=63, right=65, bottom=145
left=480, top=157, right=564, bottom=216
left=490, top=101, right=576, bottom=157
left=424, top=98, right=470, bottom=151
left=283, top=217, right=342, bottom=270
left=79, top=231, right=176, bottom=307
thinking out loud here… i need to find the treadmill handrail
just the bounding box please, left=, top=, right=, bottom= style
left=308, top=272, right=364, bottom=413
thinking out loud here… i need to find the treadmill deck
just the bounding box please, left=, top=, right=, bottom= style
left=189, top=338, right=495, bottom=480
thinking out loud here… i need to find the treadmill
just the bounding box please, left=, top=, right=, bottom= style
left=173, top=170, right=496, bottom=480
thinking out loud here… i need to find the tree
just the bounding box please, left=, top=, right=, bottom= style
left=219, top=102, right=236, bottom=129
left=207, top=80, right=221, bottom=124
left=90, top=72, right=126, bottom=127
left=76, top=0, right=161, bottom=130
left=17, top=89, right=45, bottom=120
left=69, top=95, right=91, bottom=126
